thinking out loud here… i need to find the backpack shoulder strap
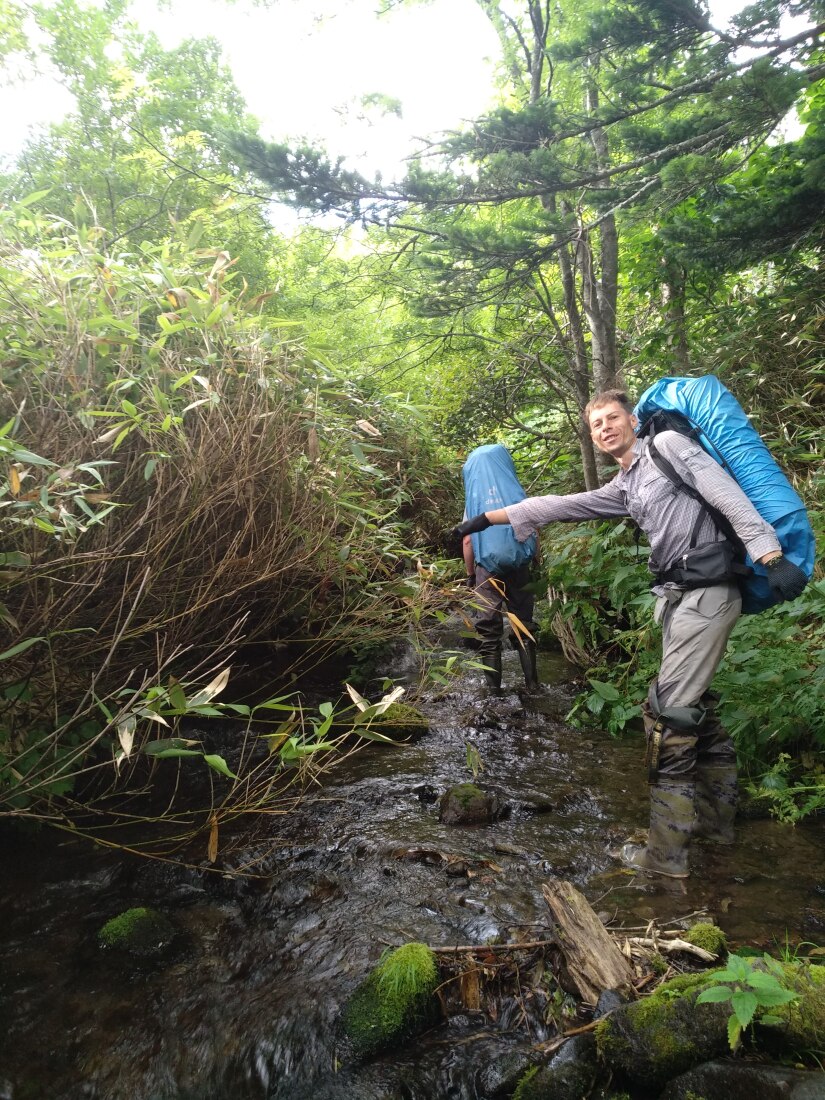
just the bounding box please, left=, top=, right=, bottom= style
left=646, top=434, right=743, bottom=553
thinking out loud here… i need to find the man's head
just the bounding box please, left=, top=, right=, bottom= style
left=585, top=389, right=638, bottom=464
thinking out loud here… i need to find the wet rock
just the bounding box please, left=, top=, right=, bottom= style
left=659, top=1059, right=825, bottom=1099
left=97, top=906, right=177, bottom=958
left=341, top=943, right=441, bottom=1061
left=439, top=783, right=501, bottom=825
left=594, top=989, right=626, bottom=1018
left=414, top=783, right=439, bottom=803
left=512, top=1034, right=599, bottom=1099
left=475, top=1048, right=537, bottom=1098
left=594, top=972, right=730, bottom=1089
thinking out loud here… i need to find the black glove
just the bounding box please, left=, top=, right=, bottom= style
left=453, top=513, right=491, bottom=539
left=466, top=572, right=476, bottom=589
left=767, top=556, right=808, bottom=602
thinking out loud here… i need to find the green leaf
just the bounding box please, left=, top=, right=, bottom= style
left=0, top=551, right=30, bottom=568
left=0, top=635, right=45, bottom=661
left=697, top=986, right=732, bottom=1004
left=727, top=1016, right=742, bottom=1051
left=731, top=990, right=758, bottom=1029
left=17, top=188, right=52, bottom=208
left=587, top=678, right=621, bottom=701
left=150, top=748, right=203, bottom=759
left=203, top=754, right=238, bottom=780
left=354, top=726, right=396, bottom=743
left=143, top=737, right=201, bottom=756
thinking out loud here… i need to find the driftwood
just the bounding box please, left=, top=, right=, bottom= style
left=542, top=880, right=635, bottom=1004
left=625, top=936, right=717, bottom=962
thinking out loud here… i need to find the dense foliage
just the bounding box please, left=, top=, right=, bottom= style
left=0, top=0, right=822, bottom=835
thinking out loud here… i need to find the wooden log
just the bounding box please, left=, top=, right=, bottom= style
left=542, top=880, right=635, bottom=1004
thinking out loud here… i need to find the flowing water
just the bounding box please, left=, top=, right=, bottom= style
left=2, top=635, right=824, bottom=1099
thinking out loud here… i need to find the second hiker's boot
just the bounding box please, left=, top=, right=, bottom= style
left=694, top=761, right=737, bottom=844
left=621, top=778, right=695, bottom=879
left=516, top=639, right=539, bottom=692
left=479, top=644, right=502, bottom=697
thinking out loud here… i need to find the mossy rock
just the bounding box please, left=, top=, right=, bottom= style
left=594, top=973, right=730, bottom=1089
left=438, top=782, right=500, bottom=825
left=98, top=906, right=176, bottom=957
left=755, top=961, right=825, bottom=1058
left=684, top=923, right=727, bottom=957
left=513, top=1035, right=599, bottom=1099
left=371, top=702, right=429, bottom=739
left=341, top=942, right=440, bottom=1060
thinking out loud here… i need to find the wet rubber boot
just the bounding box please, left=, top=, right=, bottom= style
left=621, top=779, right=695, bottom=879
left=479, top=644, right=502, bottom=697
left=516, top=639, right=539, bottom=692
left=694, top=692, right=737, bottom=844
left=694, top=762, right=737, bottom=844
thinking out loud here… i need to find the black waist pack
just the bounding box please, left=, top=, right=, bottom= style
left=656, top=540, right=753, bottom=590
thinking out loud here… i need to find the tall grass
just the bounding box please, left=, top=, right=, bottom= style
left=0, top=201, right=459, bottom=836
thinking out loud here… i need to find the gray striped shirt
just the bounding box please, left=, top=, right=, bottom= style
left=506, top=432, right=779, bottom=578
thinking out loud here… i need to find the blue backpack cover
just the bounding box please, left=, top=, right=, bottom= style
left=462, top=444, right=537, bottom=574
left=634, top=375, right=816, bottom=613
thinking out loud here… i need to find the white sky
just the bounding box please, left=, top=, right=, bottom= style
left=0, top=0, right=800, bottom=194
left=0, top=0, right=500, bottom=178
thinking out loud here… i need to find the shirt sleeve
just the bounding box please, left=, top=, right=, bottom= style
left=504, top=481, right=629, bottom=543
left=655, top=432, right=781, bottom=561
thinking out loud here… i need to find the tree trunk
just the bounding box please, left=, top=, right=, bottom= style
left=663, top=264, right=692, bottom=373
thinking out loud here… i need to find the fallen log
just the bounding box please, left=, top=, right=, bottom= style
left=542, top=880, right=635, bottom=1004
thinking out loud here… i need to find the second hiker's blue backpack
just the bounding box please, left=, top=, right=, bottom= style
left=634, top=375, right=816, bottom=613
left=462, top=444, right=537, bottom=574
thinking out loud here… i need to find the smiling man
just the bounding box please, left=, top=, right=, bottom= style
left=454, top=389, right=808, bottom=879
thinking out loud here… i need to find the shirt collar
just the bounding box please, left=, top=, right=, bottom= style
left=617, top=438, right=645, bottom=478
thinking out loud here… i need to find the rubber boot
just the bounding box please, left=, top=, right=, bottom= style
left=516, top=639, right=539, bottom=692
left=694, top=692, right=737, bottom=844
left=621, top=779, right=695, bottom=878
left=694, top=762, right=737, bottom=844
left=479, top=643, right=502, bottom=697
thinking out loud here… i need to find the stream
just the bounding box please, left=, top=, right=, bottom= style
left=2, top=632, right=825, bottom=1099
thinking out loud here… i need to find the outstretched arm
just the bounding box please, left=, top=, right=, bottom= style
left=454, top=483, right=628, bottom=542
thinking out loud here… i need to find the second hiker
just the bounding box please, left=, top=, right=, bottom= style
left=461, top=444, right=540, bottom=696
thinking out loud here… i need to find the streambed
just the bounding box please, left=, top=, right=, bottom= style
left=1, top=638, right=824, bottom=1099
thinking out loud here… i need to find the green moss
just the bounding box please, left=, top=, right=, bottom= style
left=512, top=1065, right=539, bottom=1100
left=595, top=972, right=729, bottom=1087
left=649, top=952, right=669, bottom=975
left=373, top=702, right=429, bottom=739
left=770, top=960, right=825, bottom=1053
left=342, top=942, right=439, bottom=1059
left=452, top=782, right=483, bottom=807
left=684, top=923, right=727, bottom=957
left=98, top=906, right=176, bottom=955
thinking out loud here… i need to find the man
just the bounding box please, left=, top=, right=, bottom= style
left=454, top=391, right=807, bottom=878
left=461, top=444, right=539, bottom=695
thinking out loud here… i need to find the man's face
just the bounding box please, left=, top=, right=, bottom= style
left=588, top=400, right=638, bottom=461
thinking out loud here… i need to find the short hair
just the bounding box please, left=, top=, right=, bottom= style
left=584, top=389, right=633, bottom=423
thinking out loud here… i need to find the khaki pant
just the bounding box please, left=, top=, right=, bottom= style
left=651, top=582, right=741, bottom=777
